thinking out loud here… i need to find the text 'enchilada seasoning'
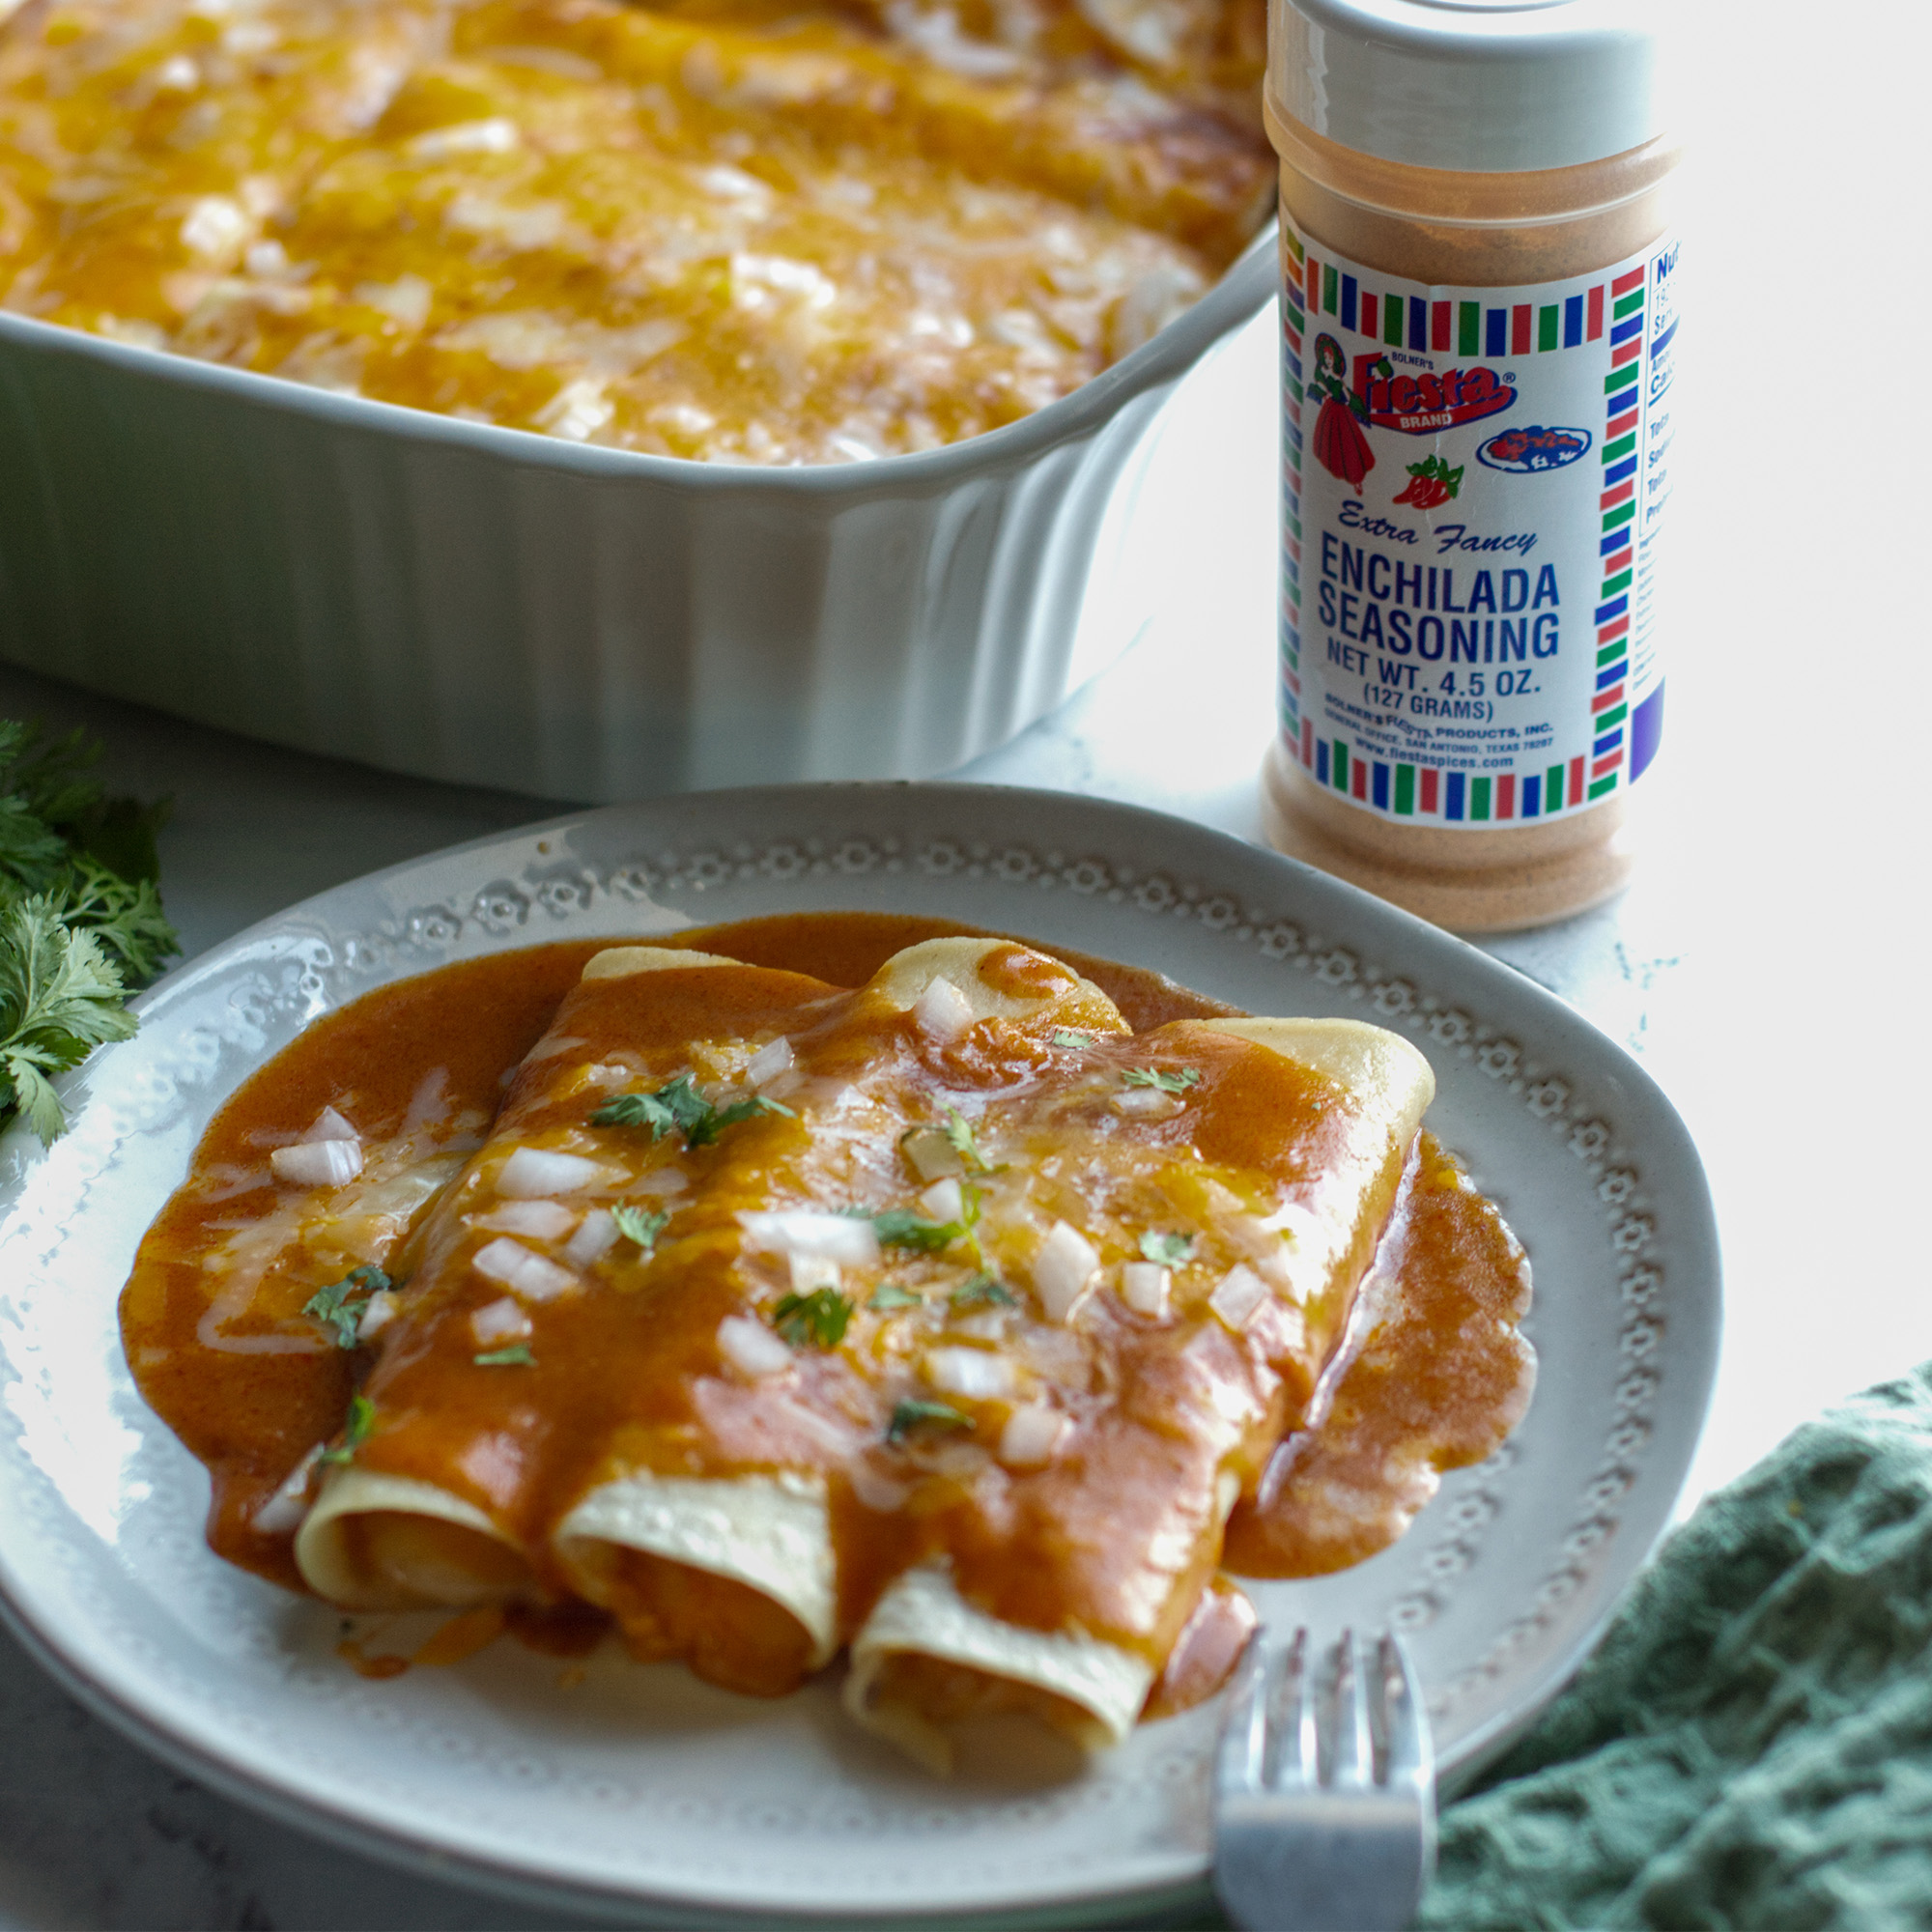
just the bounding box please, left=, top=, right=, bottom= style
left=1261, top=0, right=1681, bottom=930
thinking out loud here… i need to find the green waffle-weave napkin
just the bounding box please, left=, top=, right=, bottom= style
left=1415, top=1362, right=1932, bottom=1929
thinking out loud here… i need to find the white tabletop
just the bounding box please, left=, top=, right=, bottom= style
left=1, top=8, right=1928, bottom=1914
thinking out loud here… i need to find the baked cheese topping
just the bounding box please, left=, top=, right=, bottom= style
left=0, top=0, right=1271, bottom=459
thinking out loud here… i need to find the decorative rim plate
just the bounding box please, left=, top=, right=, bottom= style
left=0, top=783, right=1719, bottom=1927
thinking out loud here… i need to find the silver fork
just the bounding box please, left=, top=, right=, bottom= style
left=1213, top=1628, right=1436, bottom=1932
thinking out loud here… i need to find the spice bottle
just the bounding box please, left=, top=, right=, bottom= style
left=1261, top=0, right=1680, bottom=929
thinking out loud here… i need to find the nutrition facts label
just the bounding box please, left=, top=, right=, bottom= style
left=1279, top=227, right=1679, bottom=826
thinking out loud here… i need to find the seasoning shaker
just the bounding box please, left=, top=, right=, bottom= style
left=1261, top=0, right=1680, bottom=930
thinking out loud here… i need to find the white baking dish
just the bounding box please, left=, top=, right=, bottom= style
left=0, top=229, right=1273, bottom=799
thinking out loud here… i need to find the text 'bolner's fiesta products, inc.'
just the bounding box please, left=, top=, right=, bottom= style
left=1260, top=0, right=1681, bottom=932
left=1283, top=230, right=1678, bottom=829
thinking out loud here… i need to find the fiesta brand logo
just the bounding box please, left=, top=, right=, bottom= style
left=1351, top=352, right=1516, bottom=435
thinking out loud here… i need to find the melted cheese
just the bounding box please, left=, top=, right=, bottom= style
left=0, top=0, right=1271, bottom=460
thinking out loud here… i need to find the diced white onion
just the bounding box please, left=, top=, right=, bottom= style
left=999, top=1404, right=1069, bottom=1469
left=473, top=1236, right=578, bottom=1302
left=912, top=976, right=976, bottom=1041
left=718, top=1314, right=792, bottom=1378
left=951, top=1310, right=1007, bottom=1343
left=746, top=1037, right=795, bottom=1088
left=917, top=1177, right=964, bottom=1223
left=1208, top=1263, right=1269, bottom=1332
left=1120, top=1261, right=1171, bottom=1318
left=788, top=1251, right=841, bottom=1293
left=562, top=1208, right=618, bottom=1266
left=739, top=1209, right=881, bottom=1267
left=251, top=1446, right=322, bottom=1534
left=270, top=1139, right=363, bottom=1187
left=636, top=1167, right=688, bottom=1197
left=356, top=1290, right=398, bottom=1340
left=847, top=1456, right=913, bottom=1513
left=1113, top=1087, right=1179, bottom=1118
left=924, top=1347, right=1015, bottom=1401
left=301, top=1106, right=358, bottom=1144
left=1032, top=1220, right=1099, bottom=1323
left=497, top=1146, right=611, bottom=1198
left=470, top=1296, right=532, bottom=1347
left=474, top=1199, right=578, bottom=1241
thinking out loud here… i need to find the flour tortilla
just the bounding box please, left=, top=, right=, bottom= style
left=842, top=1013, right=1435, bottom=1767
left=295, top=1469, right=535, bottom=1610
left=554, top=1469, right=838, bottom=1667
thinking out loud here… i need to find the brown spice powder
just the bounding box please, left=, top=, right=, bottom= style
left=1262, top=104, right=1679, bottom=931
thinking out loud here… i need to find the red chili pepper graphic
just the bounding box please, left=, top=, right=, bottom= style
left=1392, top=454, right=1463, bottom=509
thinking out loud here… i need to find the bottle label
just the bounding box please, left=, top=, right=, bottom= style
left=1279, top=224, right=1680, bottom=827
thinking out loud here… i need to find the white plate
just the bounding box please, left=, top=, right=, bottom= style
left=0, top=784, right=1719, bottom=1928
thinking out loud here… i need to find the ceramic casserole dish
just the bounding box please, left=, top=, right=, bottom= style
left=0, top=204, right=1273, bottom=799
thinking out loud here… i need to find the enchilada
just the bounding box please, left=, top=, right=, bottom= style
left=120, top=914, right=1528, bottom=1766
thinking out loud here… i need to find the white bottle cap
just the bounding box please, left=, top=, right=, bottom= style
left=1269, top=0, right=1676, bottom=174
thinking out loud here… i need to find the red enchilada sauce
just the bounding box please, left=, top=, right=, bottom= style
left=120, top=912, right=1533, bottom=1716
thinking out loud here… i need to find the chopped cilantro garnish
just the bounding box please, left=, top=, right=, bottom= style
left=772, top=1287, right=853, bottom=1350
left=302, top=1264, right=391, bottom=1349
left=1139, top=1231, right=1195, bottom=1267
left=868, top=1282, right=922, bottom=1311
left=319, top=1393, right=376, bottom=1465
left=887, top=1399, right=974, bottom=1444
left=943, top=1107, right=1003, bottom=1177
left=1122, top=1066, right=1202, bottom=1094
left=950, top=1272, right=1016, bottom=1309
left=868, top=1207, right=964, bottom=1252
left=590, top=1074, right=793, bottom=1148
left=1050, top=1028, right=1095, bottom=1049
left=473, top=1344, right=535, bottom=1368
left=611, top=1204, right=671, bottom=1254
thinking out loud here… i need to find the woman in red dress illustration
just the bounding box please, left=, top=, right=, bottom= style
left=1310, top=332, right=1375, bottom=494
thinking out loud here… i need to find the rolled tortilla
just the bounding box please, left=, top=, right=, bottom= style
left=292, top=945, right=839, bottom=1624
left=554, top=1469, right=837, bottom=1691
left=839, top=1012, right=1434, bottom=1768
left=295, top=1469, right=537, bottom=1611
left=844, top=1561, right=1154, bottom=1774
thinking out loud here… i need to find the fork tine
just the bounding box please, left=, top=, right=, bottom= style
left=1280, top=1627, right=1317, bottom=1790
left=1379, top=1633, right=1436, bottom=1794
left=1330, top=1629, right=1374, bottom=1789
left=1214, top=1627, right=1269, bottom=1795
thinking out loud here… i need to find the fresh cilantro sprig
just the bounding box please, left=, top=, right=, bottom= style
left=1139, top=1232, right=1195, bottom=1266
left=319, top=1394, right=376, bottom=1465
left=887, top=1399, right=973, bottom=1444
left=867, top=1207, right=964, bottom=1252
left=868, top=1282, right=922, bottom=1310
left=474, top=1344, right=535, bottom=1368
left=0, top=720, right=179, bottom=1146
left=0, top=902, right=142, bottom=1146
left=611, top=1204, right=671, bottom=1254
left=1050, top=1028, right=1094, bottom=1049
left=773, top=1287, right=853, bottom=1350
left=302, top=1264, right=393, bottom=1349
left=590, top=1074, right=792, bottom=1148
left=1122, top=1066, right=1202, bottom=1094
